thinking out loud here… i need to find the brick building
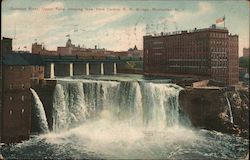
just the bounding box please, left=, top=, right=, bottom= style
left=243, top=48, right=249, bottom=57
left=32, top=39, right=143, bottom=58
left=32, top=39, right=112, bottom=57
left=143, top=25, right=239, bottom=85
left=32, top=42, right=57, bottom=55
left=1, top=38, right=44, bottom=143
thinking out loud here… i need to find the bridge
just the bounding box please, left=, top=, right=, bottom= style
left=41, top=55, right=142, bottom=78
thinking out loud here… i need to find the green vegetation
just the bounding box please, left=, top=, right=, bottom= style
left=239, top=57, right=250, bottom=72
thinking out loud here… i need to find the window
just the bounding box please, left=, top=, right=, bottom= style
left=22, top=95, right=25, bottom=101
left=10, top=110, right=12, bottom=115
left=22, top=66, right=25, bottom=70
left=21, top=109, right=25, bottom=114
left=31, top=73, right=35, bottom=79
left=10, top=84, right=13, bottom=90
left=10, top=66, right=13, bottom=70
left=22, top=84, right=25, bottom=89
left=10, top=96, right=12, bottom=101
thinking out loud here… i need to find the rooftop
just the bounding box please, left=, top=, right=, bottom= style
left=144, top=25, right=231, bottom=38
left=3, top=52, right=44, bottom=66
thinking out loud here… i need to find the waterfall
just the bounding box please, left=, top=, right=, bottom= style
left=52, top=83, right=89, bottom=132
left=225, top=95, right=234, bottom=124
left=141, top=83, right=182, bottom=129
left=52, top=84, right=68, bottom=132
left=52, top=80, right=185, bottom=131
left=30, top=88, right=49, bottom=133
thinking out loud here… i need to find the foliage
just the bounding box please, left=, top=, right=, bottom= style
left=239, top=57, right=250, bottom=72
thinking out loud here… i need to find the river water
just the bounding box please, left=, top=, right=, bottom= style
left=1, top=75, right=249, bottom=159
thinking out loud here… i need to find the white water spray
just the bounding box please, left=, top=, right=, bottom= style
left=30, top=88, right=49, bottom=133
left=225, top=96, right=234, bottom=124
left=4, top=79, right=248, bottom=160
left=52, top=80, right=185, bottom=131
left=52, top=83, right=89, bottom=132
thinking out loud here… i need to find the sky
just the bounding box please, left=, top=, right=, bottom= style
left=1, top=0, right=249, bottom=56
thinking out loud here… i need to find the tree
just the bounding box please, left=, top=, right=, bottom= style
left=239, top=57, right=250, bottom=72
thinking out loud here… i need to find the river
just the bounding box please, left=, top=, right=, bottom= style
left=1, top=75, right=249, bottom=159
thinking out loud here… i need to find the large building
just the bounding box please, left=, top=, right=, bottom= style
left=143, top=25, right=239, bottom=85
left=243, top=48, right=249, bottom=57
left=1, top=38, right=44, bottom=143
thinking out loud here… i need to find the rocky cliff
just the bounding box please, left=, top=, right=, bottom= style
left=179, top=87, right=249, bottom=138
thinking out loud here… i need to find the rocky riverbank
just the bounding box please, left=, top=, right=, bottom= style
left=179, top=87, right=249, bottom=138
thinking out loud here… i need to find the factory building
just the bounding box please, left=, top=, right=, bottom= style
left=143, top=25, right=239, bottom=85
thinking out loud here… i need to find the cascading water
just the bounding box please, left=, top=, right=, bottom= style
left=52, top=80, right=185, bottom=131
left=140, top=82, right=182, bottom=129
left=225, top=95, right=234, bottom=124
left=30, top=88, right=49, bottom=133
left=2, top=77, right=248, bottom=159
left=52, top=82, right=88, bottom=132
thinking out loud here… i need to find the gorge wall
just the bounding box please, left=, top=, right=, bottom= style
left=179, top=88, right=249, bottom=138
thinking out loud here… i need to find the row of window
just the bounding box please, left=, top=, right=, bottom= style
left=9, top=95, right=25, bottom=101
left=211, top=48, right=227, bottom=52
left=211, top=53, right=227, bottom=59
left=150, top=46, right=230, bottom=53
left=152, top=41, right=163, bottom=45
left=229, top=37, right=238, bottom=41
left=210, top=33, right=227, bottom=38
left=150, top=48, right=210, bottom=53
left=211, top=61, right=227, bottom=66
left=151, top=33, right=227, bottom=43
left=9, top=109, right=25, bottom=115
left=146, top=56, right=210, bottom=62
left=9, top=84, right=26, bottom=90
left=210, top=40, right=227, bottom=45
left=9, top=65, right=42, bottom=71
left=168, top=59, right=208, bottom=62
left=161, top=42, right=210, bottom=47
left=10, top=66, right=25, bottom=70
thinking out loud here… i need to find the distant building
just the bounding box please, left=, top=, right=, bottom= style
left=143, top=25, right=239, bottom=85
left=111, top=45, right=143, bottom=58
left=127, top=45, right=143, bottom=58
left=1, top=38, right=44, bottom=143
left=32, top=42, right=57, bottom=55
left=243, top=48, right=249, bottom=57
left=32, top=39, right=113, bottom=57
left=32, top=39, right=143, bottom=59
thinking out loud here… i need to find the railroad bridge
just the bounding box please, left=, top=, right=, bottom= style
left=41, top=55, right=142, bottom=78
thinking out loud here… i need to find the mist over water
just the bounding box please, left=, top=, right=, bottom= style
left=52, top=79, right=187, bottom=131
left=2, top=76, right=249, bottom=159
